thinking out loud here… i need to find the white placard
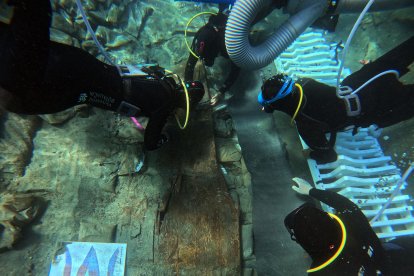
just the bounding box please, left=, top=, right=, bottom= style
left=49, top=242, right=127, bottom=276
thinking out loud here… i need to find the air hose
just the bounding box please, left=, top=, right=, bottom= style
left=75, top=0, right=122, bottom=75
left=336, top=0, right=376, bottom=98
left=225, top=0, right=327, bottom=70
left=370, top=163, right=414, bottom=224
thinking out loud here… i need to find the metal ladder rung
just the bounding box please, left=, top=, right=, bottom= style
left=377, top=229, right=414, bottom=239
left=338, top=185, right=405, bottom=196
left=350, top=195, right=410, bottom=207
left=334, top=139, right=378, bottom=148
left=363, top=206, right=413, bottom=217
left=296, top=32, right=323, bottom=40
left=335, top=146, right=383, bottom=158
left=288, top=66, right=346, bottom=72
left=280, top=52, right=329, bottom=61
left=320, top=165, right=399, bottom=179
left=337, top=131, right=371, bottom=138
left=318, top=156, right=392, bottom=169
left=281, top=44, right=330, bottom=54
left=318, top=175, right=401, bottom=189
left=280, top=59, right=334, bottom=67
left=371, top=217, right=414, bottom=228
left=286, top=72, right=339, bottom=79
left=294, top=38, right=326, bottom=46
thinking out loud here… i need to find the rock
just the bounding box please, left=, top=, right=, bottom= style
left=243, top=268, right=255, bottom=276
left=50, top=28, right=74, bottom=46
left=0, top=113, right=40, bottom=179
left=364, top=41, right=380, bottom=61
left=105, top=35, right=131, bottom=49
left=216, top=138, right=242, bottom=163
left=38, top=105, right=88, bottom=125
left=214, top=111, right=234, bottom=138
left=124, top=12, right=140, bottom=38
left=241, top=224, right=253, bottom=259
left=89, top=10, right=108, bottom=27
left=81, top=40, right=100, bottom=55
left=0, top=192, right=43, bottom=250
left=392, top=7, right=414, bottom=23
left=100, top=174, right=118, bottom=193
left=94, top=25, right=111, bottom=44
left=52, top=10, right=76, bottom=35
left=111, top=116, right=145, bottom=144
left=0, top=3, right=12, bottom=24
left=117, top=144, right=144, bottom=176
left=56, top=0, right=74, bottom=11
left=78, top=219, right=116, bottom=242
left=106, top=3, right=122, bottom=26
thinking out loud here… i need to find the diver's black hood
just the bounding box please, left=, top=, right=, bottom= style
left=284, top=203, right=342, bottom=260
left=193, top=13, right=228, bottom=66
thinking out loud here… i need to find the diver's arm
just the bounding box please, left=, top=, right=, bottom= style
left=184, top=52, right=198, bottom=82
left=310, top=188, right=363, bottom=215
left=220, top=61, right=241, bottom=94
left=144, top=107, right=170, bottom=150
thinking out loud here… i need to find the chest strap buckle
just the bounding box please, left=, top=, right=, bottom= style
left=343, top=93, right=361, bottom=117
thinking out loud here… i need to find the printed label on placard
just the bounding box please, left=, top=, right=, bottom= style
left=49, top=242, right=127, bottom=276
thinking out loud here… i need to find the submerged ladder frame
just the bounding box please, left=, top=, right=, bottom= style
left=274, top=29, right=414, bottom=240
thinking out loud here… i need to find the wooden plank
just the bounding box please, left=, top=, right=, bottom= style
left=154, top=108, right=240, bottom=274
left=156, top=174, right=240, bottom=274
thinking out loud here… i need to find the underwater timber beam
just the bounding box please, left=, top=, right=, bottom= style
left=154, top=108, right=241, bottom=274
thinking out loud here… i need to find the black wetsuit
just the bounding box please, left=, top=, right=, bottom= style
left=184, top=49, right=240, bottom=94
left=271, top=36, right=414, bottom=163
left=185, top=2, right=285, bottom=94
left=308, top=188, right=387, bottom=275
left=308, top=188, right=414, bottom=275
left=184, top=13, right=240, bottom=94
left=0, top=0, right=177, bottom=150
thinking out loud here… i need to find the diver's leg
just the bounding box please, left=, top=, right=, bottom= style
left=0, top=0, right=125, bottom=115
left=38, top=42, right=124, bottom=114
left=342, top=36, right=414, bottom=88
left=0, top=0, right=52, bottom=112
left=372, top=84, right=414, bottom=128
left=1, top=0, right=170, bottom=117
left=0, top=0, right=51, bottom=91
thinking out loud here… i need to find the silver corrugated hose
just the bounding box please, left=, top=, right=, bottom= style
left=225, top=0, right=327, bottom=70
left=225, top=0, right=414, bottom=70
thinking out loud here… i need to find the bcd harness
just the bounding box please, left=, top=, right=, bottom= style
left=117, top=65, right=177, bottom=117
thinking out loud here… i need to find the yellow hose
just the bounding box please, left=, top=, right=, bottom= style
left=165, top=69, right=190, bottom=130
left=307, top=213, right=347, bottom=273
left=185, top=12, right=217, bottom=59
left=175, top=78, right=190, bottom=130
left=291, top=83, right=303, bottom=125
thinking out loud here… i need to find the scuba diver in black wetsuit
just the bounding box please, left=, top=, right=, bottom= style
left=286, top=177, right=414, bottom=275
left=184, top=10, right=239, bottom=106
left=0, top=0, right=205, bottom=151
left=258, top=36, right=414, bottom=164
left=184, top=1, right=285, bottom=106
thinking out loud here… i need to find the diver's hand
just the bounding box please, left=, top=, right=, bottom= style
left=210, top=92, right=224, bottom=106
left=292, top=177, right=312, bottom=195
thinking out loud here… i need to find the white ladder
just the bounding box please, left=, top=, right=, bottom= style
left=275, top=28, right=414, bottom=240
left=304, top=129, right=414, bottom=240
